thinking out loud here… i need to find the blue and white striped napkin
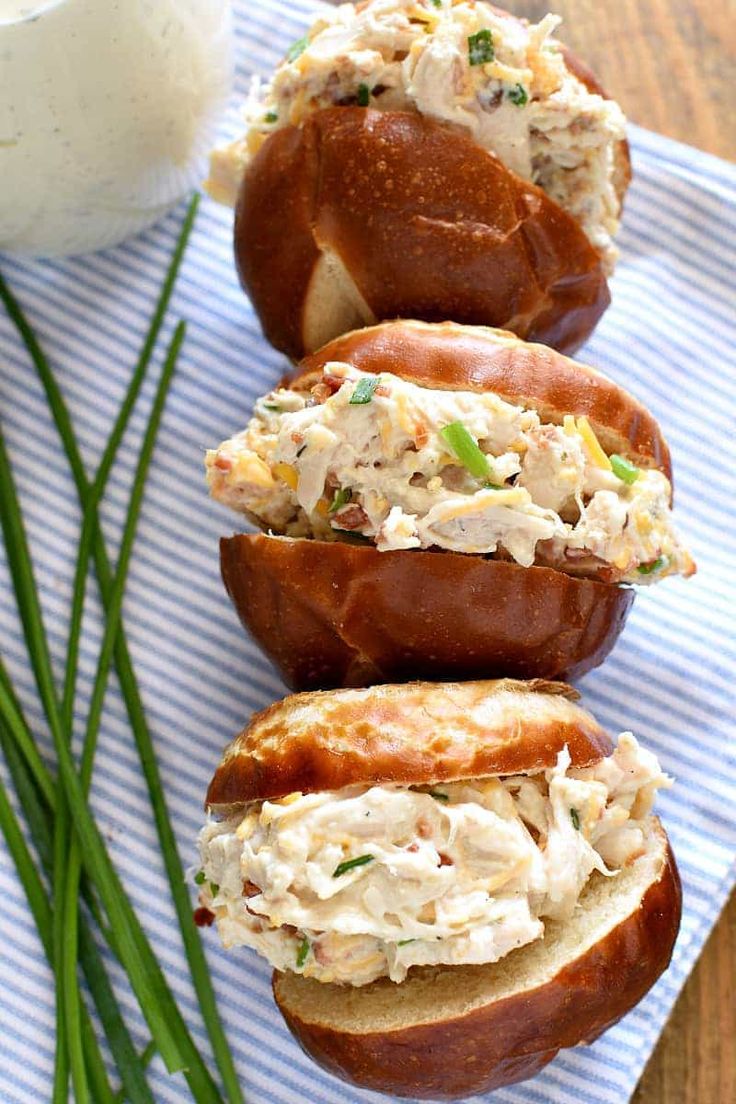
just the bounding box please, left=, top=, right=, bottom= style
left=1, top=2, right=735, bottom=1101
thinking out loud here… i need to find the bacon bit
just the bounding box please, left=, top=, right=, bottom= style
left=438, top=853, right=454, bottom=867
left=213, top=454, right=232, bottom=472
left=332, top=504, right=369, bottom=531
left=291, top=431, right=304, bottom=445
left=413, top=423, right=429, bottom=448
left=242, top=880, right=261, bottom=898
left=193, top=907, right=215, bottom=927
left=313, top=940, right=333, bottom=966
left=311, top=374, right=344, bottom=404
left=281, top=924, right=299, bottom=937
left=417, top=818, right=432, bottom=839
left=406, top=842, right=420, bottom=853
left=374, top=384, right=391, bottom=398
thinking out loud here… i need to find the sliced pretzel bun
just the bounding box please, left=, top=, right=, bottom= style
left=273, top=819, right=681, bottom=1100
left=291, top=320, right=671, bottom=479
left=218, top=321, right=670, bottom=691
left=220, top=533, right=634, bottom=691
left=205, top=678, right=612, bottom=809
left=234, top=22, right=631, bottom=365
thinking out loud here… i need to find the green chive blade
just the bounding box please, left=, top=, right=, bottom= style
left=348, top=375, right=379, bottom=405
left=468, top=28, right=494, bottom=65
left=333, top=854, right=374, bottom=878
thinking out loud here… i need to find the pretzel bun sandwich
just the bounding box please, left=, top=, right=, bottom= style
left=195, top=679, right=681, bottom=1099
left=207, top=0, right=631, bottom=359
left=207, top=321, right=695, bottom=690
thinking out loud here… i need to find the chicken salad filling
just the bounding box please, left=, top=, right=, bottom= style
left=207, top=0, right=626, bottom=269
left=197, top=733, right=669, bottom=986
left=206, top=363, right=695, bottom=585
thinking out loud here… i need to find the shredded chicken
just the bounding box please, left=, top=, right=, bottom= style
left=207, top=0, right=627, bottom=269
left=197, top=734, right=669, bottom=986
left=206, top=363, right=695, bottom=585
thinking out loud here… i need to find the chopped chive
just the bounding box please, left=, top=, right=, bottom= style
left=287, top=34, right=309, bottom=62
left=638, top=556, right=667, bottom=575
left=468, top=28, right=494, bottom=65
left=263, top=402, right=282, bottom=411
left=610, top=454, right=640, bottom=485
left=430, top=0, right=442, bottom=7
left=357, top=83, right=371, bottom=107
left=194, top=870, right=206, bottom=885
left=329, top=487, right=352, bottom=514
left=333, top=854, right=374, bottom=878
left=348, top=375, right=379, bottom=405
left=440, top=422, right=496, bottom=483
left=508, top=83, right=528, bottom=106
left=209, top=883, right=220, bottom=897
left=296, top=937, right=310, bottom=968
left=429, top=791, right=449, bottom=803
left=264, top=111, right=278, bottom=124
left=570, top=808, right=581, bottom=831
left=397, top=938, right=416, bottom=946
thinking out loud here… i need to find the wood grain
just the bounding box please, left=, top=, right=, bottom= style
left=322, top=4, right=736, bottom=1101
left=510, top=0, right=736, bottom=159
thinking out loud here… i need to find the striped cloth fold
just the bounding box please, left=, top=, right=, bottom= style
left=1, top=1, right=735, bottom=1101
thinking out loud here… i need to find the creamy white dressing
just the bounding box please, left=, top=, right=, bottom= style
left=206, top=363, right=695, bottom=584
left=198, top=733, right=669, bottom=986
left=0, top=0, right=232, bottom=256
left=207, top=0, right=626, bottom=267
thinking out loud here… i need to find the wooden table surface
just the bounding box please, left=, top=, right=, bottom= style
left=322, top=1, right=736, bottom=1100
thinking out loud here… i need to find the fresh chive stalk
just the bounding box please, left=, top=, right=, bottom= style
left=0, top=705, right=154, bottom=1104
left=0, top=415, right=222, bottom=1098
left=0, top=197, right=242, bottom=1101
left=333, top=854, right=374, bottom=877
left=60, top=320, right=185, bottom=1104
left=0, top=771, right=115, bottom=1103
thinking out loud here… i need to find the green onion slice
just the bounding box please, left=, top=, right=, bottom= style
left=357, top=83, right=370, bottom=107
left=610, top=454, right=640, bottom=485
left=638, top=556, right=667, bottom=575
left=333, top=854, right=374, bottom=878
left=329, top=487, right=352, bottom=514
left=264, top=111, right=278, bottom=124
left=349, top=375, right=379, bottom=405
left=440, top=422, right=496, bottom=483
left=296, top=938, right=310, bottom=968
left=570, top=808, right=581, bottom=831
left=287, top=34, right=309, bottom=62
left=209, top=882, right=219, bottom=897
left=194, top=870, right=206, bottom=886
left=468, top=28, right=494, bottom=65
left=508, top=83, right=528, bottom=106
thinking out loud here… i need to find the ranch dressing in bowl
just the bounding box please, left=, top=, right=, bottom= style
left=0, top=0, right=232, bottom=256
